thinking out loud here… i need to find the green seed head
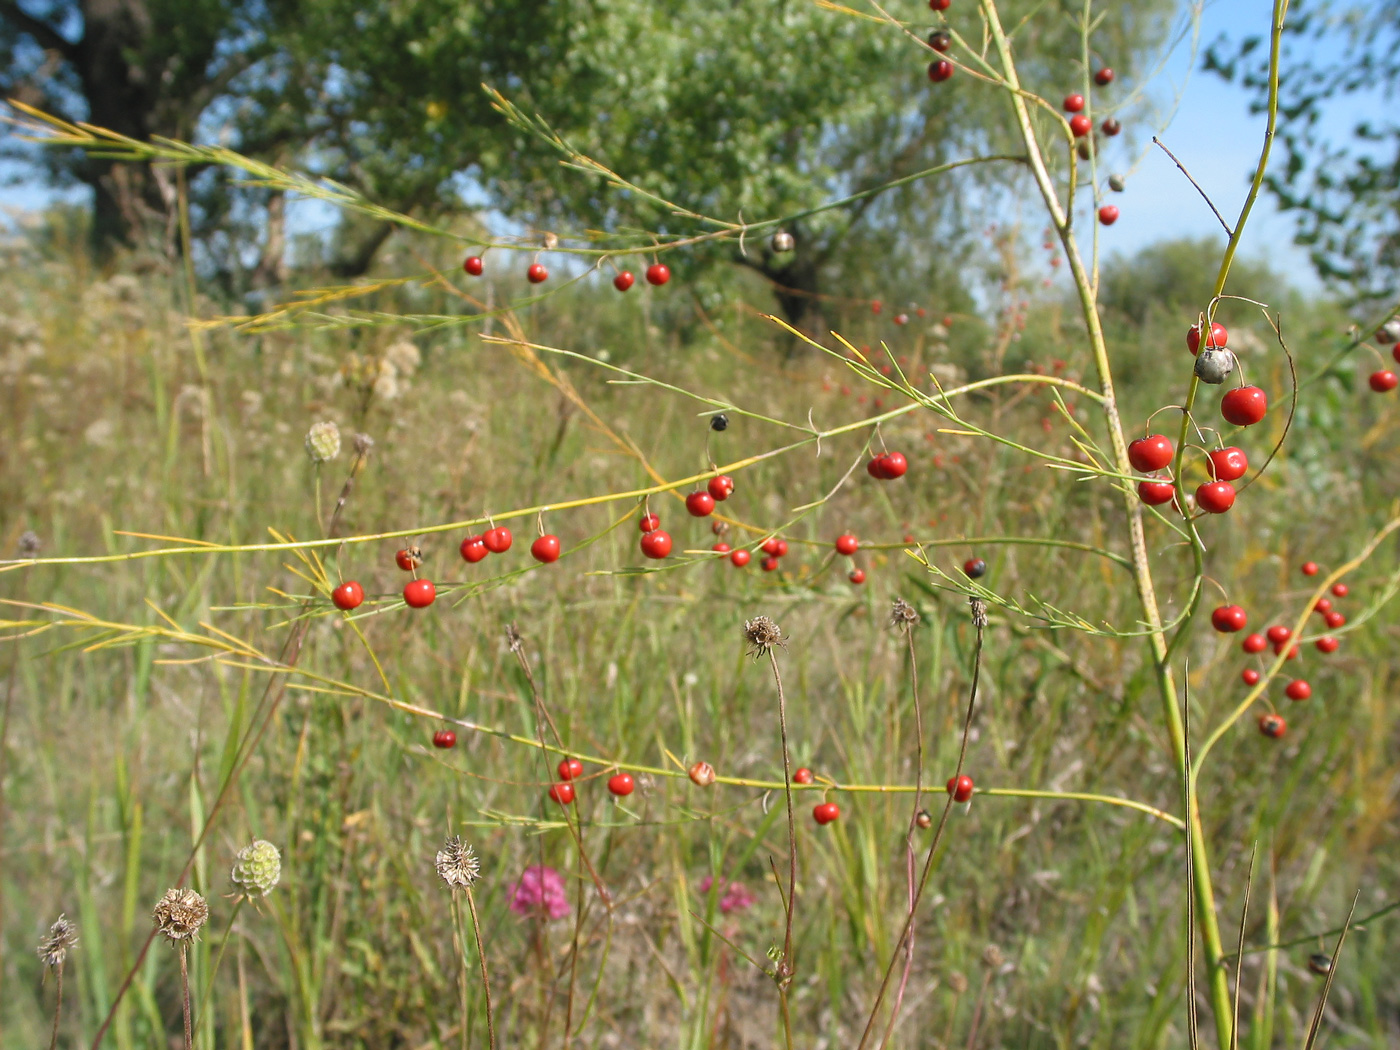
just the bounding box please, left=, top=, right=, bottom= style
left=231, top=840, right=282, bottom=898
left=304, top=421, right=341, bottom=463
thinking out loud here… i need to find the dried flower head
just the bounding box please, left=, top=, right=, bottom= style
left=435, top=836, right=481, bottom=890
left=889, top=598, right=920, bottom=631
left=982, top=943, right=1005, bottom=969
left=37, top=914, right=78, bottom=968
left=969, top=596, right=989, bottom=629
left=230, top=840, right=282, bottom=898
left=304, top=421, right=341, bottom=463
left=152, top=887, right=208, bottom=944
left=17, top=530, right=41, bottom=558
left=688, top=760, right=716, bottom=787
left=947, top=970, right=969, bottom=995
left=743, top=616, right=785, bottom=658
left=352, top=432, right=375, bottom=457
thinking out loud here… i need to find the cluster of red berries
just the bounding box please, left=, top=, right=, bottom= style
left=462, top=254, right=671, bottom=292
left=547, top=756, right=635, bottom=806
left=1129, top=323, right=1269, bottom=515
left=1212, top=562, right=1349, bottom=740
left=1057, top=80, right=1123, bottom=225
left=1367, top=320, right=1400, bottom=390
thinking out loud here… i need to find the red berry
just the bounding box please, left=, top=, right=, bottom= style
left=1196, top=481, right=1236, bottom=514
left=1300, top=561, right=1318, bottom=576
left=927, top=29, right=951, bottom=51
left=433, top=729, right=457, bottom=749
left=527, top=263, right=548, bottom=284
left=640, top=530, right=672, bottom=559
left=1211, top=605, right=1248, bottom=633
left=707, top=475, right=735, bottom=501
left=730, top=549, right=751, bottom=567
left=928, top=0, right=951, bottom=8
left=685, top=492, right=716, bottom=517
left=848, top=568, right=866, bottom=584
left=1258, top=713, right=1286, bottom=739
left=774, top=539, right=789, bottom=557
left=1128, top=434, right=1174, bottom=472
left=460, top=535, right=489, bottom=563
left=793, top=767, right=815, bottom=785
left=1266, top=625, right=1291, bottom=644
left=761, top=536, right=783, bottom=556
left=607, top=772, right=635, bottom=796
left=761, top=555, right=780, bottom=572
left=872, top=301, right=883, bottom=314
left=531, top=535, right=562, bottom=563
left=1315, top=598, right=1332, bottom=613
left=928, top=59, right=954, bottom=82
left=1316, top=635, right=1339, bottom=654
left=812, top=802, right=841, bottom=825
left=483, top=527, right=513, bottom=554
left=1242, top=668, right=1261, bottom=686
left=1285, top=679, right=1312, bottom=701
left=1101, top=118, right=1122, bottom=136
left=1275, top=641, right=1300, bottom=660
left=558, top=757, right=584, bottom=780
left=712, top=542, right=731, bottom=554
left=1098, top=205, right=1120, bottom=225
left=1324, top=610, right=1346, bottom=628
left=1187, top=321, right=1229, bottom=355
left=404, top=579, right=436, bottom=608
left=1069, top=115, right=1092, bottom=137
left=395, top=547, right=423, bottom=571
left=331, top=580, right=364, bottom=610
left=1221, top=386, right=1268, bottom=426
left=463, top=256, right=484, bottom=276
left=1137, top=479, right=1176, bottom=506
left=639, top=513, right=661, bottom=533
left=1208, top=446, right=1249, bottom=481
left=548, top=782, right=575, bottom=805
left=613, top=271, right=635, bottom=292
left=1332, top=583, right=1349, bottom=597
left=963, top=557, right=987, bottom=578
left=1064, top=93, right=1086, bottom=113
left=645, top=263, right=670, bottom=286
left=946, top=774, right=974, bottom=803
left=1242, top=633, right=1267, bottom=654
left=835, top=534, right=859, bottom=556
left=1370, top=370, right=1398, bottom=392
left=867, top=455, right=890, bottom=479
left=1095, top=68, right=1114, bottom=85
left=881, top=451, right=908, bottom=478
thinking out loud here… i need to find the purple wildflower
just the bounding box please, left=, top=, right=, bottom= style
left=510, top=865, right=571, bottom=919
left=698, top=875, right=756, bottom=914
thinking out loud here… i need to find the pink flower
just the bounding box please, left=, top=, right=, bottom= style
left=509, top=865, right=571, bottom=919
left=698, top=875, right=756, bottom=914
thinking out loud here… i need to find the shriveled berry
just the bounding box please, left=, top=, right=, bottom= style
left=1101, top=118, right=1122, bottom=135
left=1258, top=713, right=1286, bottom=739
left=761, top=555, right=779, bottom=572
left=927, top=29, right=951, bottom=51
left=848, top=568, right=866, bottom=584
left=963, top=558, right=987, bottom=579
left=688, top=761, right=716, bottom=786
left=395, top=546, right=423, bottom=571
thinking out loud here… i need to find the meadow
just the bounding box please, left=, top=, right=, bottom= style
left=4, top=2, right=1400, bottom=1048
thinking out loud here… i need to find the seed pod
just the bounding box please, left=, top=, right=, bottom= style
left=688, top=761, right=716, bottom=787
left=770, top=230, right=795, bottom=253
left=1194, top=348, right=1236, bottom=385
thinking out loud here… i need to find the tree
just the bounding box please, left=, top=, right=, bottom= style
left=1206, top=1, right=1400, bottom=303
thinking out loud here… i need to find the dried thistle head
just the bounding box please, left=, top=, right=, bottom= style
left=230, top=840, right=282, bottom=898
left=982, top=943, right=1005, bottom=969
left=17, top=530, right=41, bottom=558
left=304, top=421, right=341, bottom=463
left=352, top=432, right=375, bottom=457
left=37, top=914, right=78, bottom=968
left=436, top=836, right=481, bottom=890
left=152, top=887, right=208, bottom=944
left=947, top=970, right=969, bottom=995
left=743, top=616, right=785, bottom=658
left=888, top=598, right=920, bottom=631
left=969, top=596, right=989, bottom=629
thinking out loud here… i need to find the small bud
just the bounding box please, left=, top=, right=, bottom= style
left=230, top=840, right=282, bottom=898
left=304, top=421, right=341, bottom=463
left=770, top=230, right=795, bottom=253
left=152, top=887, right=209, bottom=944
left=688, top=761, right=716, bottom=787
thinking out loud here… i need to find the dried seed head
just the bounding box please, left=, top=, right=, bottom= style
left=982, top=943, right=1005, bottom=969
left=915, top=809, right=933, bottom=829
left=969, top=596, right=989, bottom=629
left=688, top=760, right=716, bottom=787
left=743, top=616, right=785, bottom=657
left=435, top=835, right=481, bottom=890
left=352, top=432, right=375, bottom=457
left=889, top=598, right=920, bottom=631
left=37, top=914, right=78, bottom=968
left=230, top=840, right=282, bottom=898
left=17, top=530, right=41, bottom=558
left=152, top=887, right=208, bottom=944
left=947, top=970, right=969, bottom=994
left=304, top=421, right=341, bottom=463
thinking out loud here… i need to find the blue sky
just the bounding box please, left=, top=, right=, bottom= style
left=0, top=0, right=1374, bottom=291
